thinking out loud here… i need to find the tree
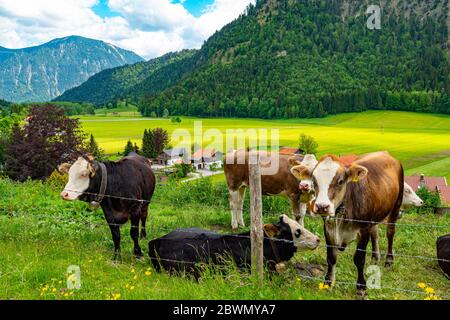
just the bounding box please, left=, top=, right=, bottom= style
left=5, top=105, right=85, bottom=181
left=171, top=117, right=182, bottom=123
left=123, top=140, right=135, bottom=156
left=141, top=129, right=153, bottom=158
left=151, top=128, right=169, bottom=158
left=163, top=108, right=170, bottom=118
left=86, top=134, right=106, bottom=161
left=299, top=133, right=319, bottom=155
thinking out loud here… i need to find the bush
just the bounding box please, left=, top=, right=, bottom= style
left=406, top=187, right=441, bottom=214
left=46, top=170, right=68, bottom=190
left=5, top=105, right=85, bottom=181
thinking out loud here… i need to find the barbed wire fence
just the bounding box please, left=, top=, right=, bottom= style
left=2, top=183, right=449, bottom=300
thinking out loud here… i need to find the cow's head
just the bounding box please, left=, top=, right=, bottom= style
left=402, top=183, right=423, bottom=208
left=289, top=154, right=318, bottom=194
left=264, top=214, right=320, bottom=251
left=58, top=156, right=96, bottom=201
left=292, top=155, right=368, bottom=216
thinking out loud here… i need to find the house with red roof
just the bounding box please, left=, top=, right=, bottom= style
left=405, top=175, right=450, bottom=205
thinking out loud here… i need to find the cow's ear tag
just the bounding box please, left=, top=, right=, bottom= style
left=352, top=177, right=359, bottom=183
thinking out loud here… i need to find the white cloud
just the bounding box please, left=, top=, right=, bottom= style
left=0, top=0, right=255, bottom=59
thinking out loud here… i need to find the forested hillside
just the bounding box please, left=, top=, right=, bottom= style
left=57, top=0, right=449, bottom=119
left=137, top=0, right=449, bottom=118
left=55, top=50, right=195, bottom=105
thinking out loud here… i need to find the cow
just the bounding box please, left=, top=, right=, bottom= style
left=290, top=151, right=404, bottom=299
left=370, top=182, right=424, bottom=261
left=436, top=234, right=450, bottom=279
left=224, top=150, right=317, bottom=229
left=59, top=153, right=156, bottom=259
left=148, top=214, right=320, bottom=276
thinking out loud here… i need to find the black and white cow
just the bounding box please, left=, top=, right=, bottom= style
left=59, top=153, right=156, bottom=259
left=148, top=214, right=320, bottom=276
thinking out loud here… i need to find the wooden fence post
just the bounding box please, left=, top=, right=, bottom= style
left=249, top=151, right=264, bottom=285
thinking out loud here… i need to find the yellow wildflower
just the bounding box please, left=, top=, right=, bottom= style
left=425, top=287, right=435, bottom=294
left=145, top=271, right=151, bottom=276
left=131, top=268, right=135, bottom=273
left=130, top=286, right=135, bottom=290
left=319, top=283, right=330, bottom=290
left=52, top=288, right=57, bottom=293
left=417, top=282, right=426, bottom=289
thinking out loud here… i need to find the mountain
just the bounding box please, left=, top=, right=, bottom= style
left=55, top=50, right=196, bottom=105
left=0, top=36, right=143, bottom=102
left=61, top=0, right=450, bottom=118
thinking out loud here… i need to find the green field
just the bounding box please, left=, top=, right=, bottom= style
left=0, top=178, right=448, bottom=300
left=78, top=111, right=450, bottom=179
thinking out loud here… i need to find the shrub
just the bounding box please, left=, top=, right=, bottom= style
left=406, top=187, right=441, bottom=214
left=46, top=170, right=68, bottom=190
left=5, top=105, right=85, bottom=181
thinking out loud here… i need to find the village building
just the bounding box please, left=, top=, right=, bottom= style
left=156, top=148, right=189, bottom=166
left=405, top=174, right=450, bottom=205
left=191, top=149, right=224, bottom=170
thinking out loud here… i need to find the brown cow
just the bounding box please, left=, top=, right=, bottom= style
left=224, top=150, right=317, bottom=229
left=291, top=151, right=404, bottom=299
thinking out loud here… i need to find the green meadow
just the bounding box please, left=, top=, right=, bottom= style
left=78, top=111, right=450, bottom=179
left=1, top=110, right=449, bottom=300
left=0, top=178, right=448, bottom=300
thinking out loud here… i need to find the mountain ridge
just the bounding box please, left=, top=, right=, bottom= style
left=0, top=36, right=143, bottom=102
left=53, top=0, right=450, bottom=118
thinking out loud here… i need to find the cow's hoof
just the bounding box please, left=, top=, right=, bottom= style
left=231, top=222, right=239, bottom=230
left=371, top=254, right=381, bottom=264
left=325, top=278, right=335, bottom=288
left=134, top=250, right=144, bottom=259
left=238, top=221, right=245, bottom=228
left=356, top=289, right=369, bottom=300
left=384, top=257, right=394, bottom=268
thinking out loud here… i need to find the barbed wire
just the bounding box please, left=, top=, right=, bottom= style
left=3, top=210, right=450, bottom=264
left=61, top=187, right=450, bottom=230
left=2, top=185, right=449, bottom=300
left=79, top=240, right=450, bottom=300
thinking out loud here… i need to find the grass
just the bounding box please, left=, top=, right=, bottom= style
left=77, top=111, right=450, bottom=174
left=0, top=178, right=448, bottom=300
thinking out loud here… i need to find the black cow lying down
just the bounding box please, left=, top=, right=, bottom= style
left=148, top=215, right=320, bottom=276
left=437, top=234, right=450, bottom=279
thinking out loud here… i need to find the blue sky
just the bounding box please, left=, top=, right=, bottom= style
left=0, top=0, right=254, bottom=59
left=93, top=0, right=215, bottom=18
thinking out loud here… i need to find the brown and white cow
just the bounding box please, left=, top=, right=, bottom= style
left=291, top=151, right=404, bottom=299
left=224, top=150, right=317, bottom=229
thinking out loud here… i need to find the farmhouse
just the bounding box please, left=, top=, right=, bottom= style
left=191, top=149, right=223, bottom=170
left=405, top=175, right=450, bottom=205
left=157, top=148, right=188, bottom=166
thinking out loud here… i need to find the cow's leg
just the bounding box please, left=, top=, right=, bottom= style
left=289, top=194, right=303, bottom=226
left=103, top=208, right=121, bottom=260
left=324, top=227, right=338, bottom=287
left=140, top=204, right=149, bottom=239
left=130, top=216, right=143, bottom=258
left=354, top=228, right=371, bottom=300
left=229, top=189, right=240, bottom=230
left=385, top=214, right=399, bottom=267
left=236, top=187, right=246, bottom=228
left=370, top=225, right=381, bottom=262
